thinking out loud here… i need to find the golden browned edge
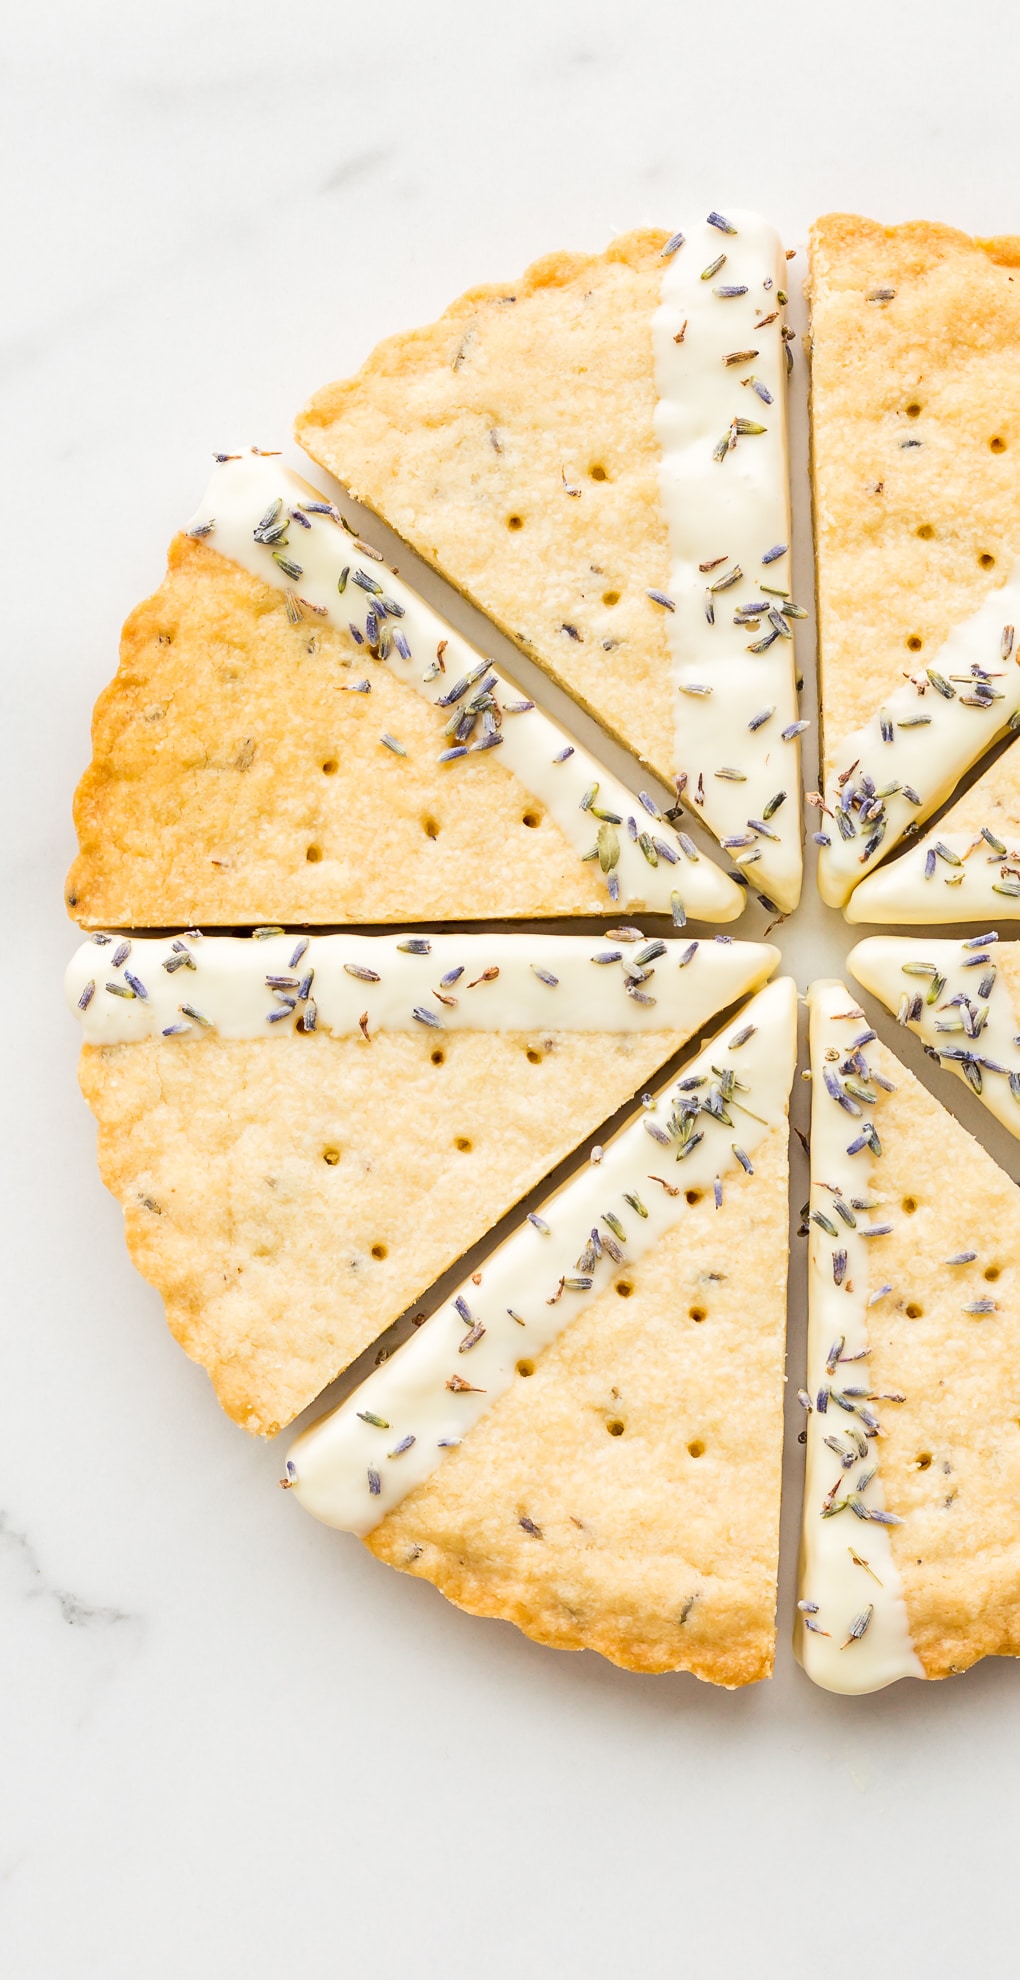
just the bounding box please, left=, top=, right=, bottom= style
left=77, top=1025, right=702, bottom=1436
left=66, top=536, right=631, bottom=929
left=829, top=1020, right=1020, bottom=1680
left=295, top=230, right=679, bottom=786
left=807, top=212, right=1020, bottom=807
left=809, top=212, right=1020, bottom=279
left=366, top=1130, right=790, bottom=1685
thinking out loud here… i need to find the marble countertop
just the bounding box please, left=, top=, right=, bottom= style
left=4, top=2, right=1019, bottom=1974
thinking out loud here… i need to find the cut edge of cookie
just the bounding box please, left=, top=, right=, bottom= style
left=286, top=976, right=798, bottom=1682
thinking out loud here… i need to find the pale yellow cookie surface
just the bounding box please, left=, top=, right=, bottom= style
left=296, top=233, right=678, bottom=783
left=67, top=536, right=626, bottom=928
left=80, top=1026, right=699, bottom=1435
left=852, top=1034, right=1020, bottom=1676
left=368, top=1131, right=789, bottom=1684
left=809, top=213, right=1020, bottom=780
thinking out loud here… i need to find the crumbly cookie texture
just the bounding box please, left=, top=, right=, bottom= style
left=809, top=213, right=1020, bottom=779
left=79, top=1026, right=705, bottom=1435
left=841, top=1032, right=1020, bottom=1677
left=296, top=232, right=677, bottom=781
left=67, top=536, right=630, bottom=928
left=367, top=1131, right=789, bottom=1684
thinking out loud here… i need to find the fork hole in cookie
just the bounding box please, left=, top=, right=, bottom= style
left=980, top=552, right=996, bottom=569
left=526, top=1048, right=543, bottom=1064
left=905, top=1301, right=924, bottom=1319
left=906, top=635, right=923, bottom=652
left=371, top=1242, right=388, bottom=1260
left=689, top=1305, right=707, bottom=1323
left=454, top=1135, right=473, bottom=1152
left=685, top=1188, right=703, bottom=1206
left=990, top=436, right=1007, bottom=453
left=984, top=1264, right=1001, bottom=1282
left=521, top=810, right=542, bottom=829
left=906, top=402, right=922, bottom=418
left=322, top=1147, right=341, bottom=1166
left=430, top=1048, right=445, bottom=1066
left=422, top=816, right=441, bottom=840
left=321, top=759, right=339, bottom=776
left=305, top=844, right=323, bottom=863
left=507, top=514, right=524, bottom=531
left=916, top=524, right=935, bottom=539
left=606, top=1418, right=625, bottom=1437
left=589, top=464, right=608, bottom=482
left=902, top=1196, right=918, bottom=1214
left=602, top=589, right=620, bottom=606
left=916, top=1452, right=933, bottom=1471
left=516, top=1359, right=534, bottom=1378
left=615, top=1280, right=633, bottom=1298
left=687, top=1439, right=705, bottom=1459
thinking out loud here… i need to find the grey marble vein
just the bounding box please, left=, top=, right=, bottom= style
left=0, top=1511, right=136, bottom=1632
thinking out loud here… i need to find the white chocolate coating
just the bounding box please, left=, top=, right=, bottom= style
left=65, top=930, right=780, bottom=1045
left=287, top=976, right=798, bottom=1535
left=652, top=212, right=802, bottom=913
left=846, top=779, right=1020, bottom=924
left=795, top=981, right=922, bottom=1694
left=818, top=568, right=1020, bottom=910
left=849, top=935, right=1020, bottom=1142
left=186, top=452, right=743, bottom=922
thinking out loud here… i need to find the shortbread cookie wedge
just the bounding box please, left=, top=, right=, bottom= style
left=809, top=213, right=1020, bottom=909
left=846, top=744, right=1020, bottom=923
left=67, top=929, right=778, bottom=1435
left=798, top=981, right=1020, bottom=1692
left=850, top=933, right=1020, bottom=1142
left=287, top=977, right=797, bottom=1684
left=67, top=453, right=742, bottom=930
left=297, top=214, right=804, bottom=911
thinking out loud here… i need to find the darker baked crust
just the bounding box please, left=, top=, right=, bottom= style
left=66, top=535, right=618, bottom=928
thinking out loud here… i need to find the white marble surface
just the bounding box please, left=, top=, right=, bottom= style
left=4, top=3, right=1020, bottom=1973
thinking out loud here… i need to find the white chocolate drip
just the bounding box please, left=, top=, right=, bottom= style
left=286, top=977, right=797, bottom=1536
left=796, top=981, right=922, bottom=1693
left=652, top=211, right=802, bottom=913
left=65, top=930, right=779, bottom=1046
left=849, top=935, right=1020, bottom=1143
left=186, top=452, right=743, bottom=923
left=818, top=568, right=1020, bottom=910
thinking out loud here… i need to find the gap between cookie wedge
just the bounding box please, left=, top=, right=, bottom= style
left=808, top=213, right=1020, bottom=911
left=849, top=933, right=1020, bottom=1143
left=66, top=452, right=744, bottom=931
left=296, top=214, right=804, bottom=912
left=67, top=928, right=780, bottom=1435
left=286, top=976, right=798, bottom=1685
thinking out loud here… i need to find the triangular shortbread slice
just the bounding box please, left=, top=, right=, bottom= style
left=798, top=980, right=1020, bottom=1691
left=809, top=214, right=1020, bottom=909
left=847, top=744, right=1020, bottom=923
left=67, top=453, right=742, bottom=930
left=849, top=934, right=1020, bottom=1142
left=67, top=929, right=778, bottom=1435
left=296, top=215, right=804, bottom=911
left=287, top=977, right=797, bottom=1684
